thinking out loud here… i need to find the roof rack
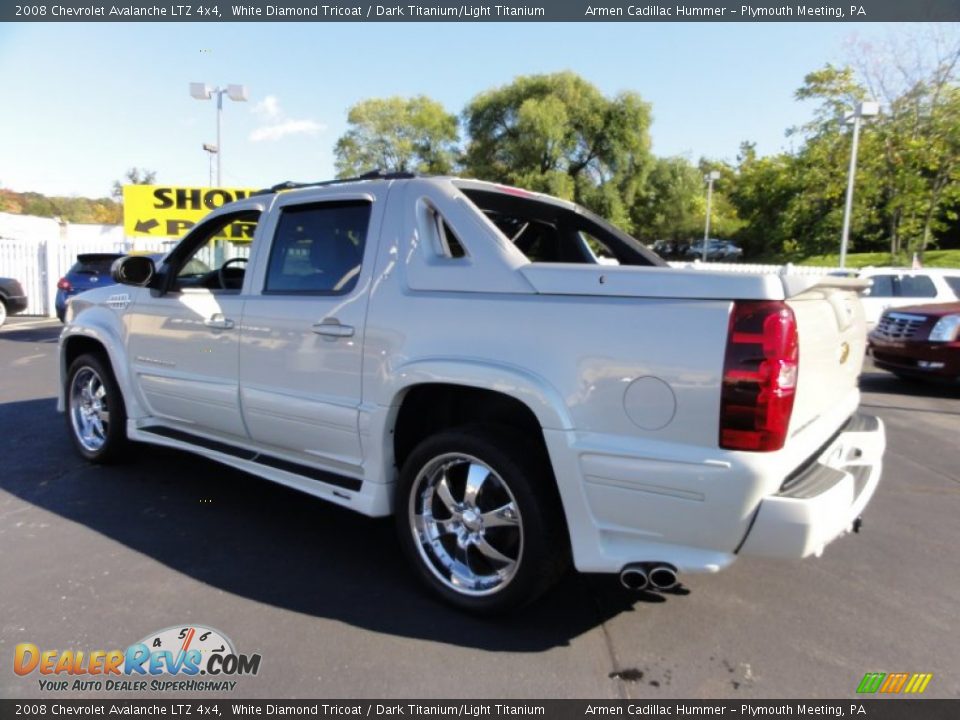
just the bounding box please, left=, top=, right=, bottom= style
left=251, top=169, right=418, bottom=196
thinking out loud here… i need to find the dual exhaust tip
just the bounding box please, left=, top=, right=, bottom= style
left=619, top=563, right=679, bottom=592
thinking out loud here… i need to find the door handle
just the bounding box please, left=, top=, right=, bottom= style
left=312, top=319, right=355, bottom=338
left=204, top=314, right=235, bottom=330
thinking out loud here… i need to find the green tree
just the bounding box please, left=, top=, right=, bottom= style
left=630, top=156, right=704, bottom=243
left=852, top=27, right=960, bottom=258
left=112, top=167, right=157, bottom=200
left=784, top=33, right=960, bottom=260
left=728, top=144, right=799, bottom=258
left=872, top=82, right=960, bottom=259
left=8, top=190, right=121, bottom=224
left=696, top=159, right=743, bottom=244
left=334, top=96, right=459, bottom=177
left=785, top=65, right=886, bottom=257
left=462, top=72, right=653, bottom=231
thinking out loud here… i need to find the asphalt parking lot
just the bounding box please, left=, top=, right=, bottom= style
left=1, top=316, right=958, bottom=700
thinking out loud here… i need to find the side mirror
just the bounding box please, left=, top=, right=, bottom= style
left=112, top=255, right=155, bottom=287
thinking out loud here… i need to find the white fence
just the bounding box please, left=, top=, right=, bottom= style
left=0, top=212, right=173, bottom=316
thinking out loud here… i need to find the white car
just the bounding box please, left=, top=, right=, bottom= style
left=58, top=174, right=886, bottom=613
left=857, top=267, right=960, bottom=330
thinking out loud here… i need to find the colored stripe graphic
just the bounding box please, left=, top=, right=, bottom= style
left=903, top=674, right=933, bottom=694
left=857, top=673, right=885, bottom=693
left=879, top=673, right=909, bottom=693
left=857, top=672, right=932, bottom=694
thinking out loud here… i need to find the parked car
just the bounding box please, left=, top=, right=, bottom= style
left=59, top=174, right=885, bottom=613
left=868, top=301, right=960, bottom=382
left=56, top=253, right=174, bottom=322
left=684, top=239, right=743, bottom=262
left=857, top=267, right=960, bottom=330
left=651, top=239, right=694, bottom=260
left=0, top=276, right=29, bottom=327
left=56, top=253, right=124, bottom=322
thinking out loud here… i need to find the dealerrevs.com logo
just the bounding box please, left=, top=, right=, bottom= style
left=14, top=625, right=261, bottom=693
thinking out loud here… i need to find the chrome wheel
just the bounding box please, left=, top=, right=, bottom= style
left=69, top=366, right=110, bottom=453
left=0, top=301, right=7, bottom=327
left=409, top=453, right=523, bottom=597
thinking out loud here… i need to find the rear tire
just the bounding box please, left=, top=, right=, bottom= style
left=395, top=425, right=569, bottom=614
left=0, top=299, right=7, bottom=328
left=66, top=353, right=129, bottom=463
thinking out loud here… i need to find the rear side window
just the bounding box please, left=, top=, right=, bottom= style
left=941, top=276, right=960, bottom=298
left=868, top=275, right=895, bottom=297
left=898, top=275, right=936, bottom=298
left=458, top=187, right=664, bottom=267
left=265, top=201, right=371, bottom=295
left=439, top=219, right=467, bottom=259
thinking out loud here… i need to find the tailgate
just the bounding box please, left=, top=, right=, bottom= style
left=787, top=286, right=867, bottom=444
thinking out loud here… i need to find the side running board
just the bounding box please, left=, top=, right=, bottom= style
left=140, top=425, right=363, bottom=492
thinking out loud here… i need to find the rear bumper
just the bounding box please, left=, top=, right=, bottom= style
left=738, top=413, right=885, bottom=558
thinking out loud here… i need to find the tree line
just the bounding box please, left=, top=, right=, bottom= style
left=0, top=169, right=156, bottom=226
left=335, top=33, right=960, bottom=262
left=0, top=189, right=121, bottom=225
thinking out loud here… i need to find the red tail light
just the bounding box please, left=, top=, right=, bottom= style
left=720, top=301, right=799, bottom=452
left=57, top=277, right=72, bottom=291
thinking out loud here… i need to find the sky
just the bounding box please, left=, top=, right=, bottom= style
left=0, top=21, right=910, bottom=199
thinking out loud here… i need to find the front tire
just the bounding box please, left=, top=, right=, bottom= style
left=66, top=353, right=129, bottom=463
left=0, top=299, right=7, bottom=327
left=395, top=426, right=568, bottom=614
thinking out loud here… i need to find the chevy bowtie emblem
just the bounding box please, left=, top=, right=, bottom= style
left=839, top=341, right=851, bottom=364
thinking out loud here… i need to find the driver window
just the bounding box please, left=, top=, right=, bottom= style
left=264, top=200, right=371, bottom=295
left=172, top=210, right=260, bottom=291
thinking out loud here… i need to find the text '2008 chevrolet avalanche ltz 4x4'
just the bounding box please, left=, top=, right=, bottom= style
left=58, top=174, right=886, bottom=613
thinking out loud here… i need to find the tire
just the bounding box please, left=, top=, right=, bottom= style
left=891, top=371, right=923, bottom=384
left=65, top=353, right=129, bottom=463
left=395, top=426, right=569, bottom=614
left=0, top=299, right=7, bottom=328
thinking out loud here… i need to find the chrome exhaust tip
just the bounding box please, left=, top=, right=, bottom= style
left=619, top=566, right=649, bottom=591
left=648, top=565, right=679, bottom=591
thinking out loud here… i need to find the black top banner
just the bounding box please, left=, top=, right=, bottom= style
left=5, top=0, right=960, bottom=22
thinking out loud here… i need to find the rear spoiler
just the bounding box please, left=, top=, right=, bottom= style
left=781, top=275, right=872, bottom=297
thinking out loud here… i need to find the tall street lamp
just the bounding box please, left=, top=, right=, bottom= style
left=190, top=83, right=248, bottom=186
left=202, top=143, right=218, bottom=187
left=839, top=100, right=879, bottom=269
left=701, top=170, right=721, bottom=262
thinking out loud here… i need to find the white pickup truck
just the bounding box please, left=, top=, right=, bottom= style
left=59, top=174, right=886, bottom=613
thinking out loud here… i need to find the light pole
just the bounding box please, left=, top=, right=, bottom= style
left=202, top=143, right=218, bottom=186
left=190, top=83, right=248, bottom=187
left=701, top=170, right=721, bottom=262
left=839, top=100, right=879, bottom=269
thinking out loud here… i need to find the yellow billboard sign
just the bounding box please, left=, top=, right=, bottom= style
left=123, top=185, right=259, bottom=239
